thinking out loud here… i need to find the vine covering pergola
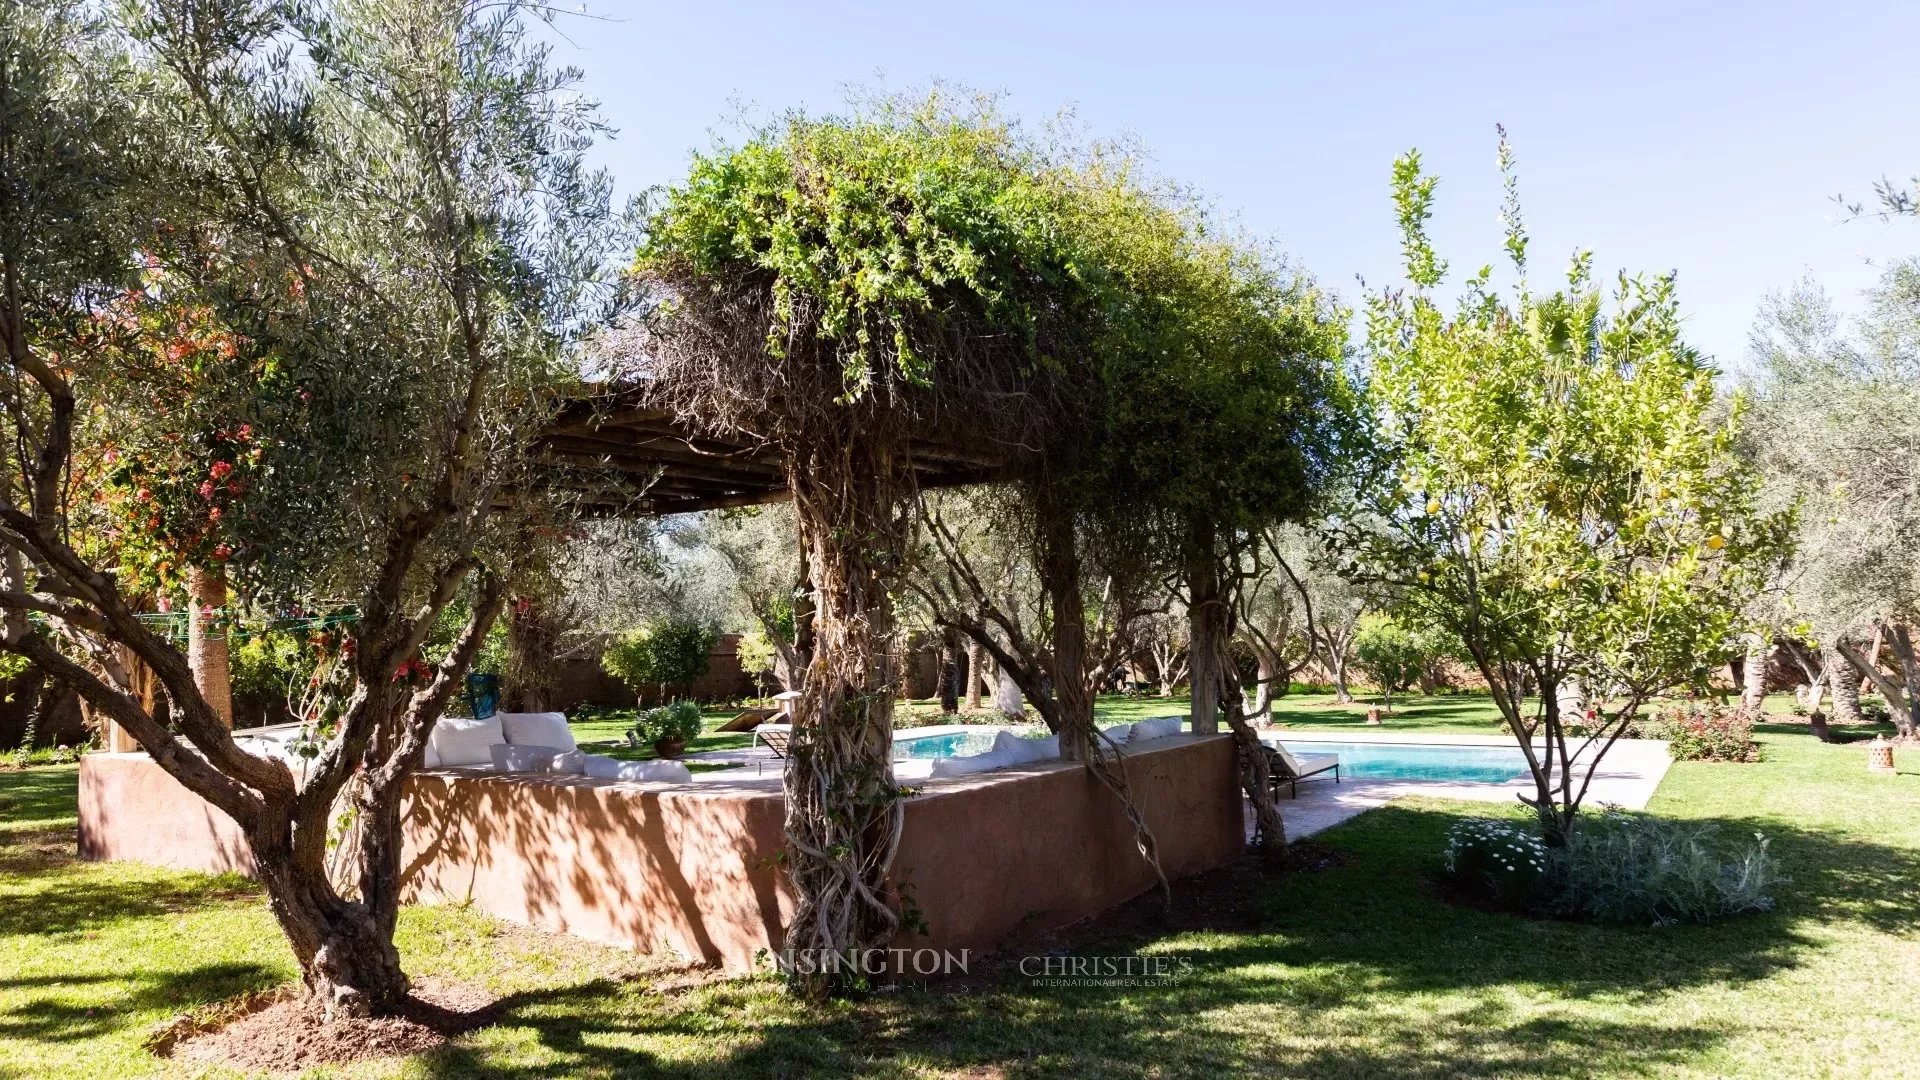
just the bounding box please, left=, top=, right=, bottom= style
left=616, top=93, right=1345, bottom=995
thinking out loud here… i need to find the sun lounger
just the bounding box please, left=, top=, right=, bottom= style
left=756, top=723, right=792, bottom=755
left=1240, top=739, right=1341, bottom=798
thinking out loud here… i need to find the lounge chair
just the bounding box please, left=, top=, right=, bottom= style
left=1241, top=740, right=1340, bottom=798
left=755, top=723, right=792, bottom=765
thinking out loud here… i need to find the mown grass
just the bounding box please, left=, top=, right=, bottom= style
left=4, top=696, right=1917, bottom=1077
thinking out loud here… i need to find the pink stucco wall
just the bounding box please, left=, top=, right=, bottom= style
left=77, top=734, right=1242, bottom=971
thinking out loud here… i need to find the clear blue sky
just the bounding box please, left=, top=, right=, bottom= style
left=549, top=0, right=1920, bottom=372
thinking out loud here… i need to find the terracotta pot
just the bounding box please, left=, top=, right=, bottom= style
left=653, top=737, right=687, bottom=760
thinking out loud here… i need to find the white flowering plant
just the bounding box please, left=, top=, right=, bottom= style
left=1442, top=819, right=1551, bottom=909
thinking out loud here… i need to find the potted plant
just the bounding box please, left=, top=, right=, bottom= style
left=630, top=700, right=703, bottom=759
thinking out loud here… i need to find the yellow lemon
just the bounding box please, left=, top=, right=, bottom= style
left=1425, top=499, right=1442, bottom=515
left=1706, top=535, right=1725, bottom=551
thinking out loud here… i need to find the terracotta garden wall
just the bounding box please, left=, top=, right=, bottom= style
left=77, top=734, right=1242, bottom=971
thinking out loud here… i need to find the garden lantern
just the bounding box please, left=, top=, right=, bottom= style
left=1867, top=735, right=1895, bottom=774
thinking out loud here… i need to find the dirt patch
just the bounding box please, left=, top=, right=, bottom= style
left=153, top=978, right=497, bottom=1074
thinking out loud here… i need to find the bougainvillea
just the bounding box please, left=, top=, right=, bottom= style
left=75, top=265, right=303, bottom=598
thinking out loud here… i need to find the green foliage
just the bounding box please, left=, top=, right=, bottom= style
left=1639, top=702, right=1762, bottom=763
left=1067, top=173, right=1354, bottom=544
left=602, top=621, right=718, bottom=694
left=1352, top=613, right=1427, bottom=699
left=735, top=628, right=779, bottom=683
left=629, top=700, right=704, bottom=746
left=1745, top=264, right=1920, bottom=651
left=639, top=93, right=1094, bottom=397
left=1347, top=136, right=1793, bottom=729
left=227, top=629, right=309, bottom=703
left=1548, top=808, right=1780, bottom=925
left=1447, top=809, right=1781, bottom=925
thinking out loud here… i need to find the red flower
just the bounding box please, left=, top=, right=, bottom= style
left=212, top=543, right=232, bottom=561
left=198, top=481, right=216, bottom=500
left=209, top=461, right=234, bottom=481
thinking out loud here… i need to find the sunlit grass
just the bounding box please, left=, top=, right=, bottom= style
left=5, top=699, right=1917, bottom=1077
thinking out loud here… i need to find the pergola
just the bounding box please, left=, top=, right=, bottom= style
left=536, top=388, right=1012, bottom=516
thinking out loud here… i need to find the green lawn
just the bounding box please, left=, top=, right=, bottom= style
left=4, top=697, right=1918, bottom=1077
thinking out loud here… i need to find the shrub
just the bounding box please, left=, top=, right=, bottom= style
left=630, top=700, right=704, bottom=747
left=1639, top=702, right=1761, bottom=762
left=1550, top=808, right=1781, bottom=925
left=1442, top=819, right=1550, bottom=909
left=1443, top=809, right=1783, bottom=925
left=602, top=620, right=719, bottom=699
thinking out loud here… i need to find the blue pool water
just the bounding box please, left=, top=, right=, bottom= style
left=1278, top=740, right=1526, bottom=783
left=892, top=728, right=1527, bottom=784
left=893, top=730, right=1001, bottom=760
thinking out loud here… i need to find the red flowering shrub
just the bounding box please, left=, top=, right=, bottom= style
left=1639, top=702, right=1761, bottom=763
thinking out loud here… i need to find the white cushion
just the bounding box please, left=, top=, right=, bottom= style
left=1098, top=723, right=1133, bottom=749
left=1130, top=716, right=1183, bottom=742
left=992, top=730, right=1059, bottom=764
left=928, top=746, right=1018, bottom=778
left=423, top=739, right=442, bottom=768
left=1290, top=751, right=1340, bottom=777
left=616, top=759, right=692, bottom=783
left=581, top=754, right=691, bottom=784
left=499, top=711, right=576, bottom=753
left=490, top=742, right=561, bottom=773
left=429, top=715, right=504, bottom=767
left=551, top=750, right=587, bottom=775
left=1270, top=742, right=1307, bottom=774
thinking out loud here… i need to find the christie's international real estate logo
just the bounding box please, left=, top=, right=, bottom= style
left=1019, top=954, right=1194, bottom=987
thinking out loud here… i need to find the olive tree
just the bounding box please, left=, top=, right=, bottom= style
left=1074, top=190, right=1352, bottom=855
left=0, top=0, right=619, bottom=1017
left=1744, top=266, right=1920, bottom=738
left=1343, top=139, right=1790, bottom=844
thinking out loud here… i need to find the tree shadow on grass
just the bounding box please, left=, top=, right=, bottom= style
left=0, top=963, right=281, bottom=1054
left=0, top=829, right=259, bottom=939
left=410, top=965, right=1733, bottom=1079
left=1752, top=720, right=1897, bottom=744
left=0, top=765, right=80, bottom=833
left=408, top=802, right=1919, bottom=1079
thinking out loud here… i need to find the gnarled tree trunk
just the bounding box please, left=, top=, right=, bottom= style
left=779, top=444, right=907, bottom=996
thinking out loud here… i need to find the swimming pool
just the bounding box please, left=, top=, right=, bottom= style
left=893, top=729, right=1002, bottom=760
left=1277, top=740, right=1527, bottom=783
left=892, top=728, right=1528, bottom=784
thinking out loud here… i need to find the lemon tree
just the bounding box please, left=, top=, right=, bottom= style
left=1342, top=136, right=1792, bottom=843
